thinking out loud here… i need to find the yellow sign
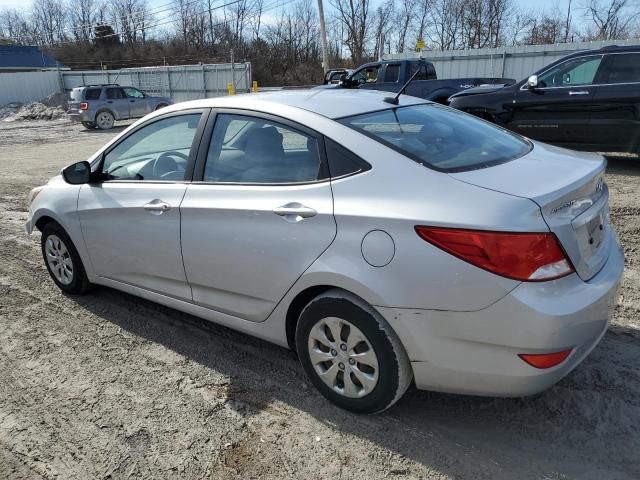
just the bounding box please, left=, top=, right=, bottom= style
left=227, top=82, right=235, bottom=96
left=416, top=38, right=426, bottom=50
left=252, top=80, right=258, bottom=93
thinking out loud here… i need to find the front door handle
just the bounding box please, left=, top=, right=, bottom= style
left=569, top=90, right=590, bottom=95
left=143, top=199, right=171, bottom=215
left=273, top=202, right=317, bottom=222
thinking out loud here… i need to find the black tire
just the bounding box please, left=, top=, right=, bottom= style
left=41, top=222, right=91, bottom=295
left=81, top=121, right=96, bottom=129
left=295, top=289, right=412, bottom=414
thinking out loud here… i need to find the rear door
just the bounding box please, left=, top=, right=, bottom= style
left=591, top=52, right=640, bottom=152
left=105, top=87, right=130, bottom=119
left=511, top=54, right=604, bottom=146
left=123, top=87, right=149, bottom=118
left=180, top=110, right=336, bottom=322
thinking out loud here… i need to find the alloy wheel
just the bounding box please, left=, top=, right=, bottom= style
left=307, top=317, right=379, bottom=398
left=45, top=234, right=74, bottom=285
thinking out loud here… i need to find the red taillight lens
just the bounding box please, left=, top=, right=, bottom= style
left=519, top=349, right=573, bottom=369
left=415, top=226, right=574, bottom=281
left=80, top=102, right=89, bottom=110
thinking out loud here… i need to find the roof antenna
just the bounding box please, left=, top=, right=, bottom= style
left=384, top=59, right=426, bottom=105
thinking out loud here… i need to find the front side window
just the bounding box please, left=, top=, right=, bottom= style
left=351, top=66, right=380, bottom=85
left=204, top=114, right=323, bottom=183
left=339, top=104, right=531, bottom=172
left=599, top=53, right=640, bottom=84
left=101, top=113, right=202, bottom=181
left=538, top=56, right=603, bottom=88
left=124, top=87, right=145, bottom=98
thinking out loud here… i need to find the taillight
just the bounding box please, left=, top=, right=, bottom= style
left=415, top=226, right=574, bottom=281
left=80, top=102, right=89, bottom=110
left=519, top=349, right=573, bottom=369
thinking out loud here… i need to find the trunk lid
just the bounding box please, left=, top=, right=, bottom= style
left=450, top=142, right=610, bottom=281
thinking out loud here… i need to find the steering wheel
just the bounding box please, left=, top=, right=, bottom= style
left=153, top=151, right=188, bottom=179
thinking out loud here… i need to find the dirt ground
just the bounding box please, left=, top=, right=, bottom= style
left=0, top=118, right=639, bottom=480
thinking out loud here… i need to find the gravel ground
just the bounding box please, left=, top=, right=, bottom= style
left=0, top=119, right=639, bottom=480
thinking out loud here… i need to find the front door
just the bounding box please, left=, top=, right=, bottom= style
left=180, top=111, right=336, bottom=322
left=78, top=110, right=207, bottom=301
left=511, top=54, right=604, bottom=147
left=123, top=87, right=149, bottom=118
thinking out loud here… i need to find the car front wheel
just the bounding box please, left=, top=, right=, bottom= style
left=296, top=290, right=412, bottom=413
left=41, top=222, right=91, bottom=294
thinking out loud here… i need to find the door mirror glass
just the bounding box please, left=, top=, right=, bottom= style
left=527, top=75, right=539, bottom=89
left=62, top=161, right=91, bottom=184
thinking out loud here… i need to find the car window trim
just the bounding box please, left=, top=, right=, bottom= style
left=519, top=54, right=605, bottom=91
left=94, top=107, right=211, bottom=184
left=191, top=108, right=331, bottom=186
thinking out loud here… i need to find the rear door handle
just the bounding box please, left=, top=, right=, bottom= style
left=143, top=200, right=171, bottom=215
left=273, top=202, right=317, bottom=222
left=569, top=90, right=590, bottom=95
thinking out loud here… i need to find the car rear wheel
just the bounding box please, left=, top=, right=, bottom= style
left=41, top=222, right=91, bottom=295
left=295, top=289, right=412, bottom=413
left=81, top=121, right=96, bottom=129
left=95, top=111, right=115, bottom=130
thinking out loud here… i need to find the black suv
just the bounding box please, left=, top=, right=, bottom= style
left=448, top=45, right=640, bottom=153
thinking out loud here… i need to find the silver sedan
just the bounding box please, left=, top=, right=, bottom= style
left=26, top=89, right=624, bottom=413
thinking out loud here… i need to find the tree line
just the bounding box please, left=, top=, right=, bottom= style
left=0, top=0, right=638, bottom=85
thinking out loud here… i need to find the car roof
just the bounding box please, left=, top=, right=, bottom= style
left=172, top=88, right=428, bottom=120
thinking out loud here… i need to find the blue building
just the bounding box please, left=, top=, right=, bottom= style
left=0, top=44, right=68, bottom=72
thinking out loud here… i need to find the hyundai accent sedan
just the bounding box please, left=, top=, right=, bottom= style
left=26, top=89, right=624, bottom=413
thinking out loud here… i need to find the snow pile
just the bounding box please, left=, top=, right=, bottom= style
left=1, top=92, right=68, bottom=121
left=0, top=103, right=22, bottom=120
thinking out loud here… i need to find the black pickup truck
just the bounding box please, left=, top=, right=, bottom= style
left=331, top=59, right=514, bottom=104
left=448, top=45, right=640, bottom=153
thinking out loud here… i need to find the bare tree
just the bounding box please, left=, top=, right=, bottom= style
left=110, top=0, right=153, bottom=45
left=329, top=0, right=370, bottom=65
left=67, top=0, right=99, bottom=41
left=371, top=0, right=394, bottom=57
left=429, top=0, right=465, bottom=50
left=394, top=0, right=413, bottom=53
left=583, top=0, right=639, bottom=39
left=32, top=0, right=68, bottom=45
left=0, top=8, right=37, bottom=44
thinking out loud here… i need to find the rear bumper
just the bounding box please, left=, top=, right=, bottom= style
left=67, top=112, right=92, bottom=122
left=378, top=237, right=624, bottom=397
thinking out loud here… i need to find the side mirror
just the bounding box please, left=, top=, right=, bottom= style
left=62, top=161, right=91, bottom=185
left=527, top=75, right=539, bottom=89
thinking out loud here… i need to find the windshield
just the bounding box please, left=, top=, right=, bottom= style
left=339, top=104, right=531, bottom=172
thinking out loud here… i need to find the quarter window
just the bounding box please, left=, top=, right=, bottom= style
left=599, top=53, right=640, bottom=84
left=101, top=114, right=202, bottom=181
left=538, top=56, right=603, bottom=88
left=204, top=114, right=324, bottom=183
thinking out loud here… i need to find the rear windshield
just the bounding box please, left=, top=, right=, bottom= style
left=69, top=89, right=82, bottom=101
left=338, top=104, right=531, bottom=172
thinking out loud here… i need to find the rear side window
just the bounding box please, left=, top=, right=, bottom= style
left=324, top=139, right=370, bottom=178
left=106, top=88, right=124, bottom=99
left=599, top=53, right=640, bottom=84
left=84, top=88, right=101, bottom=100
left=339, top=104, right=531, bottom=173
left=410, top=62, right=437, bottom=81
left=384, top=64, right=400, bottom=82
left=204, top=114, right=326, bottom=184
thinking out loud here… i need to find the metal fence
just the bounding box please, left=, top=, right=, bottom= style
left=0, top=62, right=251, bottom=106
left=384, top=38, right=640, bottom=82
left=0, top=70, right=63, bottom=105
left=61, top=63, right=252, bottom=102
